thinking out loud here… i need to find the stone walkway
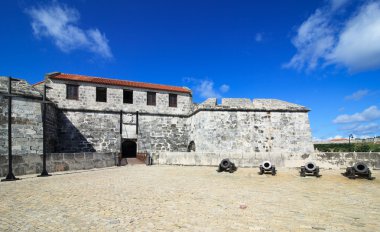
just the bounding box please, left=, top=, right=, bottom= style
left=0, top=166, right=379, bottom=231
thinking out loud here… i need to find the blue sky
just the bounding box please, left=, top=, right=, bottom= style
left=1, top=0, right=380, bottom=140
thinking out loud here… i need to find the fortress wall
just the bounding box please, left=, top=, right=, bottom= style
left=1, top=77, right=316, bottom=176
left=137, top=115, right=190, bottom=153
left=57, top=111, right=121, bottom=153
left=188, top=110, right=313, bottom=154
left=0, top=98, right=43, bottom=156
left=56, top=112, right=190, bottom=154
left=0, top=152, right=117, bottom=177
left=54, top=110, right=191, bottom=154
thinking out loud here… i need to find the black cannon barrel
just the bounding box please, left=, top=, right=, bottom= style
left=353, top=162, right=369, bottom=173
left=305, top=162, right=316, bottom=172
left=262, top=161, right=272, bottom=170
left=220, top=159, right=231, bottom=169
left=218, top=158, right=237, bottom=173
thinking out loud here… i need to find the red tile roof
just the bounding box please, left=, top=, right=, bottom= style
left=32, top=81, right=44, bottom=86
left=46, top=73, right=192, bottom=94
left=329, top=138, right=348, bottom=142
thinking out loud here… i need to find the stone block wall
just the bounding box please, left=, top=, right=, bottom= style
left=137, top=115, right=189, bottom=153
left=57, top=111, right=121, bottom=153
left=0, top=98, right=43, bottom=156
left=46, top=79, right=192, bottom=115
left=0, top=152, right=117, bottom=177
left=221, top=98, right=252, bottom=108
left=188, top=111, right=313, bottom=154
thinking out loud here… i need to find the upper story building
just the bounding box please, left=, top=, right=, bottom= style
left=35, top=72, right=193, bottom=115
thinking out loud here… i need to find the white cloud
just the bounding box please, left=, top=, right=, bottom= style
left=340, top=123, right=380, bottom=135
left=196, top=80, right=221, bottom=99
left=184, top=77, right=229, bottom=99
left=255, top=33, right=263, bottom=42
left=26, top=2, right=112, bottom=59
left=333, top=106, right=380, bottom=123
left=285, top=1, right=380, bottom=72
left=327, top=2, right=380, bottom=72
left=219, top=84, right=230, bottom=93
left=345, top=89, right=369, bottom=101
left=284, top=8, right=335, bottom=71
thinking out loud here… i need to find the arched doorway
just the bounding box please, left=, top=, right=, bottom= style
left=187, top=141, right=195, bottom=152
left=122, top=140, right=137, bottom=158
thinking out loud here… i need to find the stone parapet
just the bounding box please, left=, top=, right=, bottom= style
left=194, top=98, right=309, bottom=112
left=0, top=76, right=42, bottom=98
left=156, top=152, right=380, bottom=169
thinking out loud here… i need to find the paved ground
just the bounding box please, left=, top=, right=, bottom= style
left=0, top=165, right=379, bottom=232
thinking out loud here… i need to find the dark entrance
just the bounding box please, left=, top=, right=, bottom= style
left=122, top=140, right=137, bottom=158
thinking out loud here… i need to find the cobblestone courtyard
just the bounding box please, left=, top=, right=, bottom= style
left=1, top=165, right=379, bottom=231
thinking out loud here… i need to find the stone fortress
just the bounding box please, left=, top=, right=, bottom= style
left=1, top=73, right=377, bottom=176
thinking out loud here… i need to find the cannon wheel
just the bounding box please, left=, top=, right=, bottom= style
left=343, top=167, right=351, bottom=177
left=259, top=166, right=264, bottom=175
left=315, top=167, right=321, bottom=177
left=271, top=166, right=276, bottom=176
left=346, top=167, right=356, bottom=179
left=229, top=163, right=236, bottom=173
left=300, top=167, right=306, bottom=177
left=367, top=170, right=376, bottom=180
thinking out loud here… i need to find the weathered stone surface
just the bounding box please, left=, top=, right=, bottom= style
left=0, top=152, right=117, bottom=176
left=57, top=111, right=120, bottom=152
left=187, top=110, right=313, bottom=154
left=0, top=78, right=58, bottom=157
left=0, top=76, right=42, bottom=98
left=252, top=99, right=309, bottom=111
left=221, top=98, right=252, bottom=108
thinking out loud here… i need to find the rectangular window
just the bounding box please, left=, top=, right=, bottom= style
left=169, top=94, right=177, bottom=107
left=66, top=84, right=79, bottom=100
left=123, top=90, right=133, bottom=104
left=147, top=92, right=156, bottom=106
left=96, top=87, right=107, bottom=102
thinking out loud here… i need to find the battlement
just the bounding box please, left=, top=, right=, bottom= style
left=195, top=98, right=309, bottom=112
left=0, top=76, right=42, bottom=98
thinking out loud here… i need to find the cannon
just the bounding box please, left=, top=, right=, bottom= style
left=343, top=162, right=375, bottom=180
left=217, top=158, right=237, bottom=173
left=259, top=161, right=276, bottom=175
left=300, top=162, right=321, bottom=177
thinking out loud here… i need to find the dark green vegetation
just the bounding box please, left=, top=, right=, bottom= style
left=314, top=143, right=380, bottom=152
